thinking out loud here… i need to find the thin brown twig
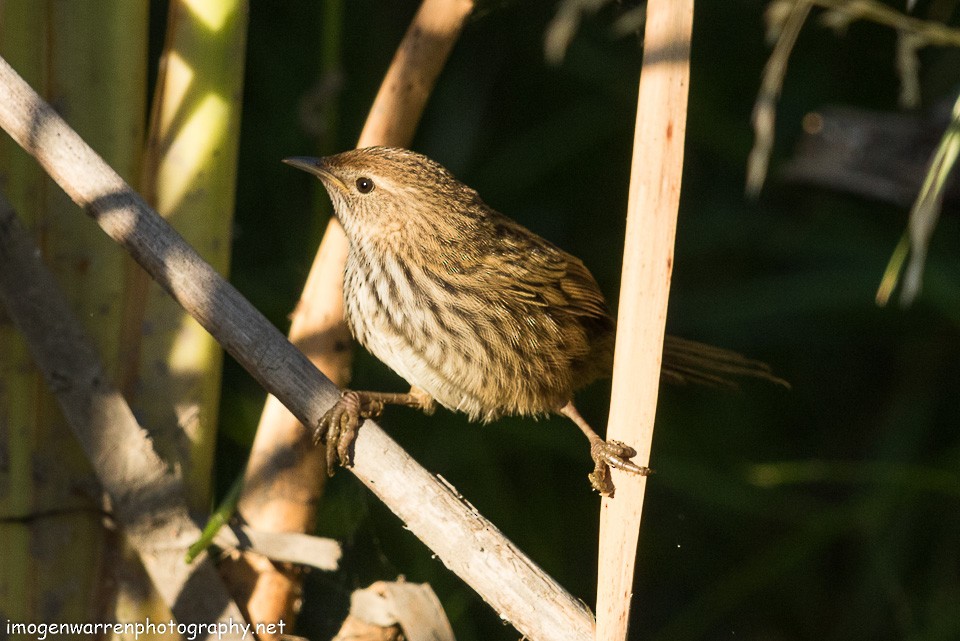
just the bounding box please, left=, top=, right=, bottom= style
left=746, top=0, right=812, bottom=199
left=815, top=0, right=960, bottom=46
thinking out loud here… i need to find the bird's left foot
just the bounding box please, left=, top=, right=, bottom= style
left=558, top=402, right=652, bottom=496
left=588, top=438, right=652, bottom=496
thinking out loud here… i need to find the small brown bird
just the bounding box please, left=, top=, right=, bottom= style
left=285, top=147, right=780, bottom=495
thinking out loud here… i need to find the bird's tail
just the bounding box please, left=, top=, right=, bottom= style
left=661, top=335, right=789, bottom=389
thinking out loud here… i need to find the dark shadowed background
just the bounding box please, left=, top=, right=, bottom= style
left=188, top=1, right=960, bottom=639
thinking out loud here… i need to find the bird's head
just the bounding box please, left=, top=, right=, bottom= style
left=283, top=146, right=484, bottom=246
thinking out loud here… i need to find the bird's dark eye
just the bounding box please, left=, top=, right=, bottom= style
left=356, top=177, right=375, bottom=194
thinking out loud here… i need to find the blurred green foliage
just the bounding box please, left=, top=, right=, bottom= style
left=204, top=1, right=960, bottom=639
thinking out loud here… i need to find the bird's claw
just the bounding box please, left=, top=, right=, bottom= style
left=314, top=390, right=386, bottom=475
left=588, top=439, right=652, bottom=497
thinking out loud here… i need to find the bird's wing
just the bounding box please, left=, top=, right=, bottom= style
left=475, top=215, right=612, bottom=322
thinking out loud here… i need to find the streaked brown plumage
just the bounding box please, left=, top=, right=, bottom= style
left=285, top=147, right=781, bottom=495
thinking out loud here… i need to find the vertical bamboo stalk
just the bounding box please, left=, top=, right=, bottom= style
left=122, top=0, right=248, bottom=511
left=595, top=1, right=694, bottom=640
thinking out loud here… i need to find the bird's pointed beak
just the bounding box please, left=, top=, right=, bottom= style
left=282, top=156, right=348, bottom=192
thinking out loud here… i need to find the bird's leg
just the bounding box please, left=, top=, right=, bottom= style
left=559, top=402, right=651, bottom=497
left=315, top=386, right=437, bottom=474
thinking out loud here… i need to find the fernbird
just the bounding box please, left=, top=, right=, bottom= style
left=285, top=147, right=779, bottom=496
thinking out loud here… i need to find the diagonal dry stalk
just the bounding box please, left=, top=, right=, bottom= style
left=0, top=53, right=594, bottom=641
left=0, top=193, right=248, bottom=638
left=230, top=0, right=474, bottom=632
left=595, top=0, right=693, bottom=639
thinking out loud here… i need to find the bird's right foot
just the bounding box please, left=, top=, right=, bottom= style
left=314, top=390, right=374, bottom=475
left=313, top=388, right=437, bottom=475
